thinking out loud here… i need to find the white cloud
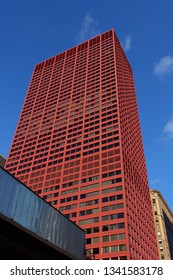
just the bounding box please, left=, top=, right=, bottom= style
left=164, top=116, right=173, bottom=138
left=122, top=35, right=132, bottom=52
left=153, top=55, right=173, bottom=76
left=77, top=12, right=99, bottom=43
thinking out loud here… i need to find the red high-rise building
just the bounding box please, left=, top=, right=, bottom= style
left=5, top=29, right=159, bottom=259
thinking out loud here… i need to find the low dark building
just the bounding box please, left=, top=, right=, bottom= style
left=0, top=167, right=85, bottom=260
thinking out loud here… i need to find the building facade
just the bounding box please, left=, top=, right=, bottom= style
left=5, top=29, right=159, bottom=259
left=150, top=190, right=173, bottom=259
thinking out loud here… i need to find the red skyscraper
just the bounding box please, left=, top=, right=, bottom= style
left=5, top=29, right=159, bottom=259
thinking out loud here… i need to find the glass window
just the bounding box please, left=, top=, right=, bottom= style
left=117, top=194, right=123, bottom=200
left=102, top=236, right=109, bottom=242
left=86, top=200, right=92, bottom=206
left=109, top=205, right=116, bottom=210
left=119, top=244, right=126, bottom=251
left=110, top=234, right=117, bottom=241
left=116, top=186, right=122, bottom=191
left=86, top=218, right=92, bottom=224
left=86, top=238, right=91, bottom=244
left=102, top=215, right=109, bottom=221
left=118, top=233, right=126, bottom=240
left=102, top=197, right=108, bottom=203
left=71, top=212, right=77, bottom=217
left=110, top=214, right=116, bottom=220
left=118, top=222, right=125, bottom=229
left=117, top=203, right=124, bottom=209
left=117, top=212, right=124, bottom=219
left=102, top=247, right=109, bottom=253
left=120, top=256, right=127, bottom=260
left=93, top=237, right=99, bottom=244
left=94, top=217, right=99, bottom=223
left=102, top=206, right=108, bottom=212
left=80, top=202, right=86, bottom=207
left=93, top=248, right=99, bottom=254
left=93, top=227, right=99, bottom=233
left=102, top=225, right=109, bottom=231
left=86, top=209, right=92, bottom=215
left=109, top=196, right=115, bottom=201
left=93, top=208, right=99, bottom=213
left=110, top=224, right=116, bottom=230
left=111, top=245, right=118, bottom=252
left=86, top=228, right=92, bottom=234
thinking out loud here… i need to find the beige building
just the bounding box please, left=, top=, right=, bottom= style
left=0, top=154, right=6, bottom=168
left=150, top=190, right=173, bottom=260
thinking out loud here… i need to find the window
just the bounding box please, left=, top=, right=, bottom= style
left=110, top=234, right=117, bottom=241
left=120, top=256, right=127, bottom=260
left=102, top=197, right=108, bottom=203
left=118, top=233, right=126, bottom=240
left=93, top=248, right=99, bottom=254
left=86, top=238, right=91, bottom=244
left=102, top=215, right=109, bottom=221
left=102, top=247, right=109, bottom=253
left=86, top=228, right=92, bottom=234
left=117, top=212, right=124, bottom=219
left=102, top=236, right=109, bottom=242
left=93, top=208, right=99, bottom=214
left=102, top=225, right=109, bottom=232
left=119, top=244, right=126, bottom=251
left=110, top=224, right=116, bottom=230
left=93, top=227, right=99, bottom=233
left=111, top=245, right=118, bottom=252
left=109, top=196, right=115, bottom=201
left=80, top=194, right=86, bottom=199
left=116, top=178, right=122, bottom=183
left=102, top=206, right=108, bottom=211
left=93, top=237, right=99, bottom=244
left=117, top=203, right=124, bottom=209
left=71, top=212, right=77, bottom=217
left=94, top=217, right=99, bottom=223
left=110, top=214, right=116, bottom=220
left=118, top=223, right=125, bottom=229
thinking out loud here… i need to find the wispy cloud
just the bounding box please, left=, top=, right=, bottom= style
left=77, top=12, right=99, bottom=43
left=164, top=116, right=173, bottom=138
left=150, top=178, right=160, bottom=186
left=153, top=55, right=173, bottom=76
left=122, top=35, right=132, bottom=52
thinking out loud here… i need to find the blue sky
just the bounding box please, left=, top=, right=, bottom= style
left=0, top=0, right=173, bottom=211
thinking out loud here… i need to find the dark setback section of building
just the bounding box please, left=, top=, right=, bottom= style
left=163, top=210, right=173, bottom=259
left=0, top=167, right=85, bottom=260
left=0, top=154, right=6, bottom=168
